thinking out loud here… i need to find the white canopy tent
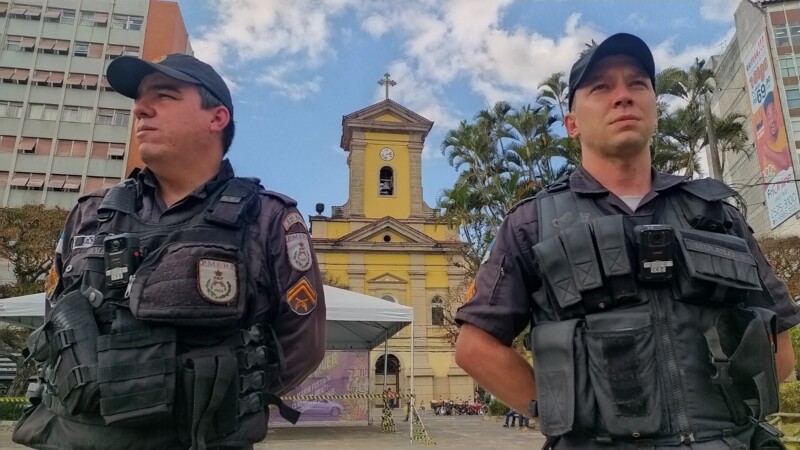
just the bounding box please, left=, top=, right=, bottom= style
left=0, top=286, right=414, bottom=351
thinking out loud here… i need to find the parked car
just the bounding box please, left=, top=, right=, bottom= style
left=295, top=399, right=344, bottom=417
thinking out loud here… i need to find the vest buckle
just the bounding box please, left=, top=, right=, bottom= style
left=710, top=358, right=733, bottom=385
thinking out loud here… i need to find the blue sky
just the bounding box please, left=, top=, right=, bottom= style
left=175, top=0, right=740, bottom=219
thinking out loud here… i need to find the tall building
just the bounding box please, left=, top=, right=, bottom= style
left=710, top=0, right=800, bottom=237
left=310, top=96, right=473, bottom=405
left=0, top=0, right=189, bottom=209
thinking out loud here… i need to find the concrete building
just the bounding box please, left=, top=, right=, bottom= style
left=709, top=0, right=800, bottom=237
left=0, top=0, right=189, bottom=209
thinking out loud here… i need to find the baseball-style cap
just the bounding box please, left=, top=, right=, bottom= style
left=106, top=53, right=233, bottom=117
left=567, top=33, right=656, bottom=111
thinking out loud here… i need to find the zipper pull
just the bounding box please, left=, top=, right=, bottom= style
left=124, top=274, right=136, bottom=299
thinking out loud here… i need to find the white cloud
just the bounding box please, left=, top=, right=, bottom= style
left=256, top=65, right=322, bottom=101
left=651, top=27, right=735, bottom=70
left=699, top=0, right=739, bottom=23
left=362, top=14, right=390, bottom=37
left=626, top=12, right=648, bottom=28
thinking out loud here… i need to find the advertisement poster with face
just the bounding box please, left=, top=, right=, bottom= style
left=273, top=351, right=370, bottom=424
left=743, top=32, right=800, bottom=228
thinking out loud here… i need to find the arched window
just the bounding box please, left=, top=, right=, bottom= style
left=381, top=294, right=396, bottom=303
left=431, top=295, right=444, bottom=326
left=375, top=354, right=400, bottom=374
left=379, top=166, right=394, bottom=196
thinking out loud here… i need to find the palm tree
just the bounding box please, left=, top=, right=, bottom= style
left=538, top=72, right=569, bottom=124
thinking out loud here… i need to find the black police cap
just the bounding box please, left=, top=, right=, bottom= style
left=567, top=33, right=656, bottom=111
left=106, top=53, right=233, bottom=117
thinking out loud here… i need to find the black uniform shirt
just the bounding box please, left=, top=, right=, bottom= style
left=455, top=166, right=800, bottom=346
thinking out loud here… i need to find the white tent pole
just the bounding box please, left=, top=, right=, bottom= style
left=410, top=320, right=415, bottom=442
left=383, top=331, right=388, bottom=394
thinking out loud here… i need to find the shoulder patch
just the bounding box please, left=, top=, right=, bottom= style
left=507, top=196, right=536, bottom=215
left=283, top=211, right=306, bottom=231
left=260, top=189, right=298, bottom=207
left=286, top=277, right=318, bottom=315
left=680, top=178, right=736, bottom=201
left=286, top=233, right=313, bottom=271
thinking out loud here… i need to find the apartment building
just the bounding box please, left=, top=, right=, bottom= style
left=0, top=0, right=189, bottom=209
left=710, top=0, right=800, bottom=237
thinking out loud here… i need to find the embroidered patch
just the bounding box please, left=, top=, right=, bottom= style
left=286, top=233, right=313, bottom=272
left=286, top=277, right=317, bottom=315
left=283, top=212, right=306, bottom=231
left=72, top=235, right=96, bottom=250
left=44, top=266, right=59, bottom=300
left=198, top=259, right=238, bottom=304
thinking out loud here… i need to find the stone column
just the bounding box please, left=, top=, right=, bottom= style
left=408, top=135, right=424, bottom=218
left=348, top=132, right=367, bottom=218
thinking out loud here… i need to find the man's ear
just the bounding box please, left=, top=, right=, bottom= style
left=565, top=112, right=580, bottom=138
left=209, top=106, right=230, bottom=133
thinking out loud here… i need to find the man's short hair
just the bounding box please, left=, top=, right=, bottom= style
left=764, top=91, right=775, bottom=108
left=197, top=85, right=235, bottom=154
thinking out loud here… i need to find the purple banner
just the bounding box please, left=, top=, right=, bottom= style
left=276, top=351, right=370, bottom=423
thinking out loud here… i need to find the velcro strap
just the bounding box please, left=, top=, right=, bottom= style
left=239, top=371, right=266, bottom=393
left=560, top=223, right=603, bottom=292
left=238, top=391, right=264, bottom=417
left=100, top=387, right=173, bottom=416
left=97, top=357, right=177, bottom=383
left=534, top=238, right=581, bottom=308
left=56, top=364, right=96, bottom=401
left=263, top=392, right=300, bottom=424
left=54, top=329, right=78, bottom=350
left=239, top=346, right=267, bottom=370
left=97, top=328, right=176, bottom=351
left=704, top=326, right=733, bottom=385
left=591, top=215, right=632, bottom=277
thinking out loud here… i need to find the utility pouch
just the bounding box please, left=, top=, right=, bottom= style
left=704, top=308, right=779, bottom=423
left=129, top=238, right=247, bottom=327
left=43, top=290, right=100, bottom=415
left=532, top=319, right=585, bottom=436
left=95, top=317, right=177, bottom=426
left=584, top=310, right=662, bottom=438
left=674, top=228, right=761, bottom=305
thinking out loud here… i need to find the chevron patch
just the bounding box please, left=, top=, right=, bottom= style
left=286, top=277, right=317, bottom=315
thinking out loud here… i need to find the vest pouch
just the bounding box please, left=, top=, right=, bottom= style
left=96, top=325, right=177, bottom=426
left=704, top=308, right=779, bottom=423
left=584, top=310, right=663, bottom=438
left=129, top=242, right=247, bottom=327
left=44, top=290, right=100, bottom=415
left=532, top=319, right=595, bottom=436
left=674, top=228, right=761, bottom=305
left=176, top=349, right=241, bottom=449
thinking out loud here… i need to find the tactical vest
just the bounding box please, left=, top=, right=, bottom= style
left=15, top=178, right=299, bottom=450
left=526, top=177, right=781, bottom=448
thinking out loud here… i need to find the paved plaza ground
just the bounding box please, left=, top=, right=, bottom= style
left=0, top=411, right=546, bottom=449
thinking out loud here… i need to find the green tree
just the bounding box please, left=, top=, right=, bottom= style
left=0, top=204, right=68, bottom=397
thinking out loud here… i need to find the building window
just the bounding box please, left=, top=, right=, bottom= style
left=111, top=14, right=143, bottom=30
left=96, top=109, right=130, bottom=126
left=380, top=294, right=396, bottom=303
left=39, top=39, right=70, bottom=55
left=379, top=166, right=394, bottom=196
left=786, top=88, right=800, bottom=109
left=85, top=176, right=120, bottom=193
left=9, top=4, right=40, bottom=20
left=55, top=139, right=88, bottom=157
left=0, top=67, right=29, bottom=85
left=0, top=3, right=6, bottom=18
left=79, top=11, right=108, bottom=27
left=28, top=104, right=59, bottom=121
left=62, top=106, right=93, bottom=123
left=776, top=25, right=790, bottom=47
left=0, top=172, right=8, bottom=190
left=106, top=44, right=139, bottom=60
left=66, top=73, right=99, bottom=90
left=431, top=296, right=444, bottom=326
left=780, top=57, right=798, bottom=78
left=17, top=138, right=52, bottom=156
left=0, top=135, right=15, bottom=153
left=5, top=35, right=35, bottom=52
left=73, top=41, right=89, bottom=57
left=0, top=101, right=23, bottom=119
left=10, top=172, right=46, bottom=191
left=45, top=8, right=75, bottom=24
left=47, top=174, right=81, bottom=192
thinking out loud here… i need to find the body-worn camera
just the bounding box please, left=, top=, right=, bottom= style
left=634, top=224, right=674, bottom=282
left=103, top=233, right=140, bottom=288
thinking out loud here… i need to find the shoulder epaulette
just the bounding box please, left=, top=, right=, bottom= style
left=259, top=189, right=298, bottom=207
left=680, top=178, right=736, bottom=201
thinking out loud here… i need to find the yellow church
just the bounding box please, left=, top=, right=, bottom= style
left=309, top=94, right=474, bottom=406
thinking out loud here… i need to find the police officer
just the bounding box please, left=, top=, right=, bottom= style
left=455, top=33, right=800, bottom=449
left=13, top=54, right=326, bottom=449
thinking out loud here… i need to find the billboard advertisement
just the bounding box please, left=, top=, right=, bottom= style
left=273, top=351, right=371, bottom=424
left=742, top=31, right=800, bottom=228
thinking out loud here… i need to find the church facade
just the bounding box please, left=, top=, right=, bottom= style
left=309, top=98, right=473, bottom=406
